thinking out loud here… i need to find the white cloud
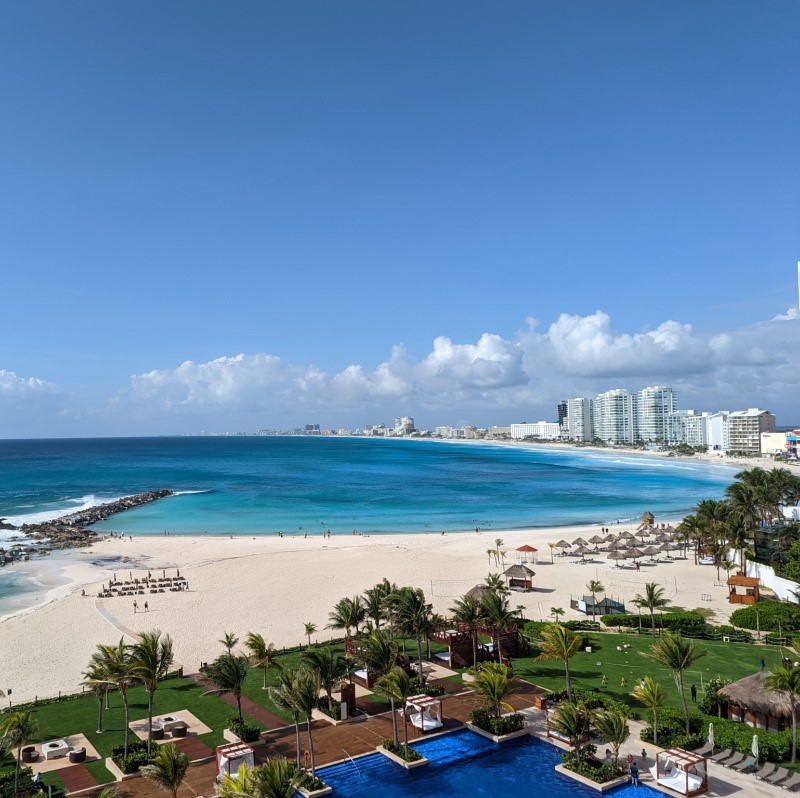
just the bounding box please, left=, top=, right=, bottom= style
left=0, top=370, right=59, bottom=396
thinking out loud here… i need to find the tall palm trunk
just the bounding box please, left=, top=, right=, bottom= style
left=564, top=660, right=572, bottom=703
left=496, top=630, right=504, bottom=665
left=14, top=747, right=22, bottom=795
left=236, top=691, right=243, bottom=722
left=305, top=717, right=316, bottom=776
left=415, top=632, right=424, bottom=684
left=471, top=627, right=478, bottom=667
left=293, top=717, right=301, bottom=766
left=401, top=701, right=409, bottom=753
left=652, top=709, right=658, bottom=745
left=146, top=686, right=155, bottom=753
left=96, top=694, right=104, bottom=733
left=792, top=704, right=797, bottom=763
left=121, top=686, right=131, bottom=757
left=650, top=609, right=655, bottom=631
left=263, top=666, right=268, bottom=690
left=677, top=673, right=690, bottom=734
left=390, top=697, right=398, bottom=745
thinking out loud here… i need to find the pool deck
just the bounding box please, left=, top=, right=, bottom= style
left=67, top=678, right=789, bottom=798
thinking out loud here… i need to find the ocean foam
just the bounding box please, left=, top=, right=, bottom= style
left=3, top=494, right=124, bottom=527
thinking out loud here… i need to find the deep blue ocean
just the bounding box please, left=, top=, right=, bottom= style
left=0, top=436, right=736, bottom=538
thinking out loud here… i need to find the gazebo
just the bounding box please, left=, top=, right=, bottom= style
left=404, top=694, right=443, bottom=733
left=650, top=748, right=708, bottom=796
left=215, top=743, right=254, bottom=784
left=503, top=564, right=535, bottom=591
left=718, top=671, right=793, bottom=731
left=516, top=544, right=538, bottom=564
left=727, top=575, right=760, bottom=605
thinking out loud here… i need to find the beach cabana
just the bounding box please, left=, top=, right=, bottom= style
left=216, top=742, right=254, bottom=783
left=727, top=575, right=760, bottom=605
left=404, top=694, right=443, bottom=733
left=641, top=511, right=655, bottom=527
left=718, top=671, right=793, bottom=731
left=649, top=748, right=708, bottom=796
left=504, top=563, right=535, bottom=591
left=516, top=544, right=538, bottom=564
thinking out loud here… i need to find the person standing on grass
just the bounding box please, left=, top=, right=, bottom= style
left=691, top=684, right=697, bottom=703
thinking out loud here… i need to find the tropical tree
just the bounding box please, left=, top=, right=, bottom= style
left=301, top=647, right=347, bottom=712
left=220, top=759, right=311, bottom=798
left=385, top=586, right=432, bottom=683
left=449, top=594, right=484, bottom=667
left=630, top=675, right=666, bottom=745
left=547, top=701, right=590, bottom=764
left=481, top=591, right=519, bottom=664
left=472, top=662, right=517, bottom=718
left=290, top=669, right=320, bottom=776
left=220, top=631, right=239, bottom=654
left=0, top=710, right=39, bottom=795
left=764, top=665, right=800, bottom=762
left=95, top=638, right=138, bottom=756
left=381, top=666, right=413, bottom=755
left=270, top=670, right=304, bottom=766
left=587, top=580, right=604, bottom=622
left=131, top=629, right=175, bottom=752
left=631, top=583, right=671, bottom=630
left=536, top=624, right=583, bottom=703
left=548, top=542, right=556, bottom=563
left=83, top=660, right=109, bottom=734
left=358, top=630, right=400, bottom=743
left=485, top=572, right=509, bottom=596
left=551, top=607, right=565, bottom=622
left=592, top=709, right=629, bottom=764
left=695, top=499, right=732, bottom=556
left=246, top=632, right=280, bottom=690
left=302, top=622, right=317, bottom=648
left=141, top=742, right=190, bottom=798
left=204, top=653, right=250, bottom=722
left=642, top=633, right=706, bottom=734
left=327, top=596, right=367, bottom=638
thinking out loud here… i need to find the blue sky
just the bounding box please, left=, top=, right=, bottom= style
left=1, top=2, right=798, bottom=437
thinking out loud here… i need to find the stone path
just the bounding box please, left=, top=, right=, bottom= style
left=58, top=763, right=99, bottom=793
left=94, top=600, right=141, bottom=640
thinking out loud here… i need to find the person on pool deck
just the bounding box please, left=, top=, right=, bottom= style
left=629, top=762, right=639, bottom=785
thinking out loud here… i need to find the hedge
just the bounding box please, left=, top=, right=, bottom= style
left=600, top=611, right=706, bottom=633
left=729, top=602, right=800, bottom=632
left=470, top=708, right=525, bottom=736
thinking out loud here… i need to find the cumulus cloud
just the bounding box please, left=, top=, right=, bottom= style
left=114, top=306, right=800, bottom=429
left=0, top=370, right=59, bottom=396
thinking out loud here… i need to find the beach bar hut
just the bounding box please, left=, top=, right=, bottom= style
left=727, top=575, right=760, bottom=605
left=216, top=743, right=254, bottom=784
left=649, top=748, right=708, bottom=796
left=503, top=564, right=535, bottom=591
left=718, top=671, right=792, bottom=731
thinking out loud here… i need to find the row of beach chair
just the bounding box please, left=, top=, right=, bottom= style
left=697, top=743, right=800, bottom=790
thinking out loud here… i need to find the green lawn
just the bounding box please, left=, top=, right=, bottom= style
left=512, top=631, right=792, bottom=715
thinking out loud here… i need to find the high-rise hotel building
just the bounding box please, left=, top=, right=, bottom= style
left=593, top=389, right=636, bottom=444
left=635, top=386, right=677, bottom=443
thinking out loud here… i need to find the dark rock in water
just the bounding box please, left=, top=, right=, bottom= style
left=15, top=489, right=174, bottom=551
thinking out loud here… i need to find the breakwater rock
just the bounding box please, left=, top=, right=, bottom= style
left=16, top=489, right=174, bottom=550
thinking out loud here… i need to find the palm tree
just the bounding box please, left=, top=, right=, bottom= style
left=587, top=580, right=604, bottom=622
left=642, top=633, right=706, bottom=734
left=592, top=709, right=630, bottom=765
left=327, top=596, right=367, bottom=638
left=548, top=543, right=556, bottom=563
left=0, top=710, right=39, bottom=795
left=131, top=629, right=175, bottom=752
left=551, top=607, right=565, bottom=622
left=290, top=669, right=320, bottom=776
left=362, top=585, right=388, bottom=630
left=630, top=676, right=667, bottom=745
left=472, top=662, right=517, bottom=718
left=204, top=653, right=250, bottom=722
left=381, top=666, right=413, bottom=756
left=535, top=624, right=583, bottom=703
left=246, top=632, right=280, bottom=690
left=140, top=742, right=190, bottom=798
left=361, top=630, right=401, bottom=744
left=220, top=759, right=310, bottom=798
left=303, top=622, right=317, bottom=648
left=485, top=572, right=509, bottom=596
left=480, top=591, right=519, bottom=664
left=96, top=638, right=138, bottom=756
left=449, top=594, right=484, bottom=667
left=301, top=647, right=347, bottom=712
left=765, top=665, right=800, bottom=762
left=547, top=701, right=590, bottom=764
left=486, top=548, right=496, bottom=566
left=220, top=631, right=239, bottom=654
left=270, top=670, right=304, bottom=766
left=83, top=660, right=109, bottom=734
left=632, top=583, right=671, bottom=630
left=385, top=586, right=432, bottom=683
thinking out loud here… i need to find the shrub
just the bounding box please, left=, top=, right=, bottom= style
left=228, top=716, right=261, bottom=743
left=706, top=625, right=752, bottom=642
left=561, top=745, right=627, bottom=784
left=640, top=708, right=704, bottom=748
left=698, top=677, right=732, bottom=717
left=547, top=688, right=634, bottom=718
left=470, top=707, right=525, bottom=736
left=315, top=698, right=342, bottom=720
left=382, top=740, right=423, bottom=762
left=110, top=739, right=153, bottom=774
left=699, top=718, right=792, bottom=763
left=730, top=601, right=800, bottom=632
left=0, top=767, right=47, bottom=798
left=410, top=679, right=445, bottom=697
left=600, top=611, right=707, bottom=633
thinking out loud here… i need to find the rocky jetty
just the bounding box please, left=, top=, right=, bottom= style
left=14, top=489, right=174, bottom=551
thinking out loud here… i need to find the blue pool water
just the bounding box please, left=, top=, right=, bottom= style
left=318, top=730, right=658, bottom=798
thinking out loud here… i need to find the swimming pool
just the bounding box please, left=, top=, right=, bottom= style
left=318, top=730, right=659, bottom=798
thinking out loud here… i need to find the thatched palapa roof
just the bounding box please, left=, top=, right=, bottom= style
left=466, top=584, right=491, bottom=601
left=503, top=564, right=535, bottom=579
left=718, top=671, right=793, bottom=720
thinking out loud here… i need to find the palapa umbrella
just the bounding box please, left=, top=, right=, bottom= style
left=574, top=545, right=592, bottom=560
left=708, top=722, right=715, bottom=750
left=572, top=536, right=589, bottom=547
left=610, top=540, right=628, bottom=551
left=607, top=551, right=627, bottom=567
left=624, top=547, right=644, bottom=561
left=588, top=534, right=605, bottom=551
left=555, top=540, right=572, bottom=555
left=621, top=530, right=637, bottom=539
left=751, top=733, right=759, bottom=762
left=642, top=545, right=660, bottom=561
left=603, top=533, right=617, bottom=542
left=659, top=542, right=674, bottom=556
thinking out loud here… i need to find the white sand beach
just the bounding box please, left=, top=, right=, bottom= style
left=0, top=521, right=740, bottom=703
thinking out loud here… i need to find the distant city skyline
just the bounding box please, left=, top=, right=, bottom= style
left=1, top=3, right=798, bottom=438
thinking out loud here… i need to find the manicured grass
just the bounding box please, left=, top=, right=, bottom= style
left=513, top=630, right=792, bottom=714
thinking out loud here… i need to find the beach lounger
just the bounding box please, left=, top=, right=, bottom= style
left=755, top=763, right=777, bottom=780
left=723, top=752, right=745, bottom=768
left=766, top=767, right=791, bottom=785
left=710, top=748, right=733, bottom=763
left=781, top=772, right=800, bottom=791
left=732, top=758, right=756, bottom=773
left=694, top=741, right=714, bottom=756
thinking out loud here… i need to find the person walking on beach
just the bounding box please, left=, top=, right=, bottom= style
left=144, top=601, right=149, bottom=612
left=133, top=600, right=138, bottom=613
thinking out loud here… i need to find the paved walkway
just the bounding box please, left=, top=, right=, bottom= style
left=94, top=600, right=141, bottom=640
left=57, top=764, right=99, bottom=793
left=187, top=673, right=287, bottom=731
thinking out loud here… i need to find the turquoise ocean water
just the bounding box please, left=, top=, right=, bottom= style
left=0, top=436, right=737, bottom=616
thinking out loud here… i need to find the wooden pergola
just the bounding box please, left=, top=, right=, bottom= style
left=404, top=694, right=443, bottom=733
left=651, top=748, right=708, bottom=796
left=727, top=575, right=760, bottom=605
